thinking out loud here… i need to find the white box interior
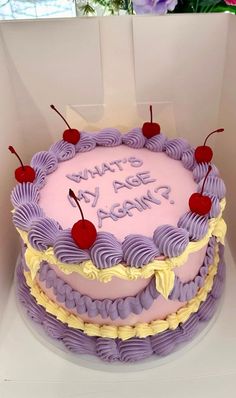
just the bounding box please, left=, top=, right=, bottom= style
left=0, top=14, right=235, bottom=321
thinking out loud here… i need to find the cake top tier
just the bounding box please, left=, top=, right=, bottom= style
left=11, top=128, right=226, bottom=270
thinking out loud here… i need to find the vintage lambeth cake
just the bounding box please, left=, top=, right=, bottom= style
left=10, top=106, right=226, bottom=363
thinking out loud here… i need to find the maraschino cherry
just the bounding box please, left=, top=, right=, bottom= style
left=8, top=146, right=36, bottom=183
left=69, top=189, right=97, bottom=249
left=195, top=128, right=224, bottom=163
left=189, top=166, right=212, bottom=216
left=142, top=105, right=161, bottom=139
left=50, top=104, right=80, bottom=145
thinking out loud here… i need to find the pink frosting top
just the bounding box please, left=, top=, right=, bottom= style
left=39, top=146, right=197, bottom=241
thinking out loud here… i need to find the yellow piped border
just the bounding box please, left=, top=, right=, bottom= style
left=23, top=244, right=220, bottom=340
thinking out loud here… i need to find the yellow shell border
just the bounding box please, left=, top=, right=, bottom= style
left=23, top=244, right=220, bottom=341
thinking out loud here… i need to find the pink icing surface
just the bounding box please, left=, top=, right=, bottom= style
left=39, top=146, right=197, bottom=241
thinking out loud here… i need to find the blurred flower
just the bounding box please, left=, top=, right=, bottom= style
left=132, top=0, right=178, bottom=14
left=224, top=0, right=236, bottom=4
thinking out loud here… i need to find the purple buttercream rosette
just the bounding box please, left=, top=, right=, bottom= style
left=133, top=0, right=178, bottom=15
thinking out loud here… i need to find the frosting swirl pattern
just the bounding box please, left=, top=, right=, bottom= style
left=94, top=128, right=122, bottom=147
left=31, top=151, right=58, bottom=174
left=13, top=203, right=44, bottom=231
left=193, top=162, right=219, bottom=183
left=153, top=225, right=189, bottom=257
left=90, top=232, right=123, bottom=269
left=28, top=217, right=61, bottom=251
left=122, top=234, right=160, bottom=267
left=198, top=176, right=226, bottom=199
left=181, top=148, right=197, bottom=171
left=49, top=140, right=76, bottom=161
left=54, top=229, right=90, bottom=264
left=177, top=212, right=209, bottom=241
left=122, top=128, right=146, bottom=148
left=11, top=182, right=39, bottom=207
left=75, top=132, right=96, bottom=153
left=144, top=133, right=166, bottom=152
left=164, top=138, right=190, bottom=160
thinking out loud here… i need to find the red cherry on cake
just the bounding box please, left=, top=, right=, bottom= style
left=142, top=105, right=161, bottom=139
left=195, top=128, right=224, bottom=163
left=189, top=166, right=212, bottom=216
left=8, top=146, right=36, bottom=183
left=69, top=189, right=97, bottom=249
left=50, top=104, right=80, bottom=145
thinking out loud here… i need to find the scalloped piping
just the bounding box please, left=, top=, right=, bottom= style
left=23, top=244, right=219, bottom=340
left=18, top=200, right=225, bottom=286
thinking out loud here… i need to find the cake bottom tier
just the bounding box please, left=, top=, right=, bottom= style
left=16, top=244, right=225, bottom=363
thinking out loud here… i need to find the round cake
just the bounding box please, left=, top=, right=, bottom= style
left=12, top=119, right=226, bottom=363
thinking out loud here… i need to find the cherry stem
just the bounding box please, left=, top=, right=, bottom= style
left=8, top=146, right=25, bottom=170
left=150, top=105, right=153, bottom=123
left=201, top=165, right=212, bottom=195
left=69, top=189, right=85, bottom=222
left=50, top=104, right=71, bottom=130
left=203, top=128, right=224, bottom=146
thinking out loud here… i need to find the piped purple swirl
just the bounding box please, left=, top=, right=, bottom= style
left=94, top=128, right=122, bottom=147
left=181, top=148, right=197, bottom=171
left=164, top=138, right=190, bottom=160
left=11, top=183, right=40, bottom=208
left=122, top=234, right=160, bottom=267
left=193, top=162, right=219, bottom=184
left=75, top=132, right=96, bottom=153
left=28, top=217, right=61, bottom=251
left=208, top=194, right=221, bottom=218
left=34, top=168, right=46, bottom=189
left=13, top=203, right=44, bottom=231
left=90, top=232, right=123, bottom=269
left=53, top=229, right=90, bottom=264
left=122, top=128, right=146, bottom=148
left=177, top=212, right=209, bottom=241
left=31, top=151, right=58, bottom=175
left=153, top=225, right=189, bottom=257
left=144, top=133, right=166, bottom=152
left=96, top=338, right=120, bottom=362
left=49, top=140, right=76, bottom=161
left=198, top=176, right=226, bottom=200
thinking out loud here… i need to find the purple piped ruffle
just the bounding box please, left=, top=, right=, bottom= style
left=122, top=128, right=146, bottom=148
left=16, top=244, right=225, bottom=362
left=144, top=133, right=166, bottom=152
left=193, top=162, right=219, bottom=184
left=122, top=234, right=160, bottom=267
left=153, top=225, right=189, bottom=257
left=13, top=203, right=44, bottom=231
left=75, top=132, right=96, bottom=153
left=181, top=148, right=197, bottom=171
left=164, top=138, right=190, bottom=160
left=49, top=140, right=76, bottom=161
left=208, top=194, right=221, bottom=219
left=11, top=183, right=40, bottom=208
left=198, top=176, right=226, bottom=200
left=177, top=212, right=209, bottom=241
left=28, top=217, right=61, bottom=251
left=90, top=232, right=123, bottom=269
left=34, top=168, right=46, bottom=189
left=31, top=151, right=58, bottom=175
left=94, top=128, right=122, bottom=147
left=37, top=237, right=216, bottom=320
left=53, top=229, right=90, bottom=264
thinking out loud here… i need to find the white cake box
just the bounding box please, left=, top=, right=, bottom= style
left=0, top=14, right=236, bottom=397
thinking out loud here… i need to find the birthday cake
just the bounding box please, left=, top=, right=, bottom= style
left=11, top=106, right=226, bottom=363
